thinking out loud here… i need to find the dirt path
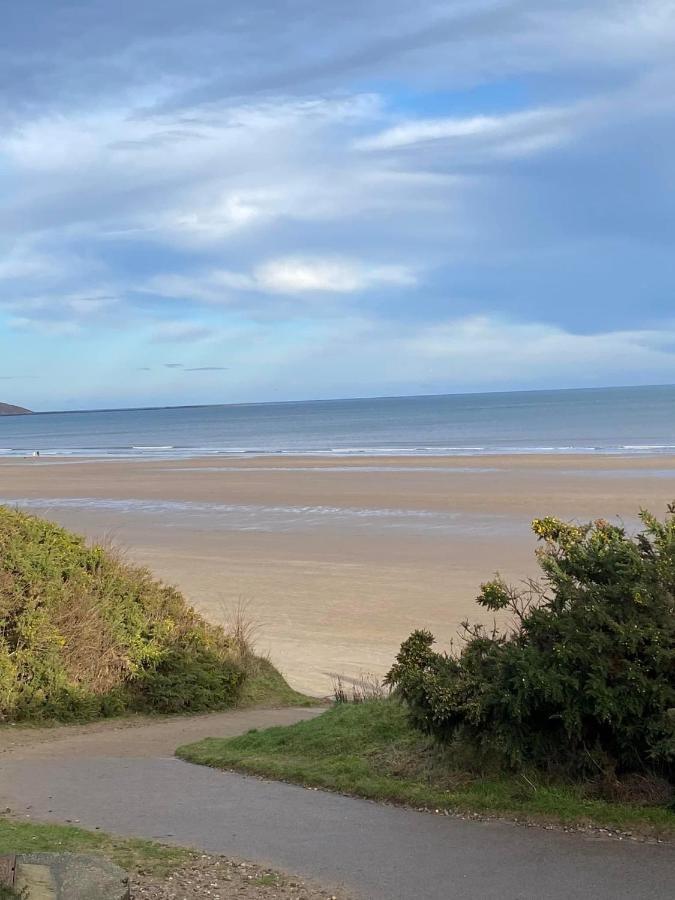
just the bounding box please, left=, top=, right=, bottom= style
left=0, top=707, right=323, bottom=759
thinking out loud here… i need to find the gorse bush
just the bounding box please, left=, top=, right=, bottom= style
left=0, top=887, right=22, bottom=900
left=0, top=506, right=244, bottom=721
left=132, top=647, right=244, bottom=714
left=387, top=507, right=675, bottom=779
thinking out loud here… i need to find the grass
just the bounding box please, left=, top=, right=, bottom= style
left=0, top=816, right=192, bottom=876
left=237, top=656, right=315, bottom=708
left=0, top=887, right=20, bottom=899
left=177, top=699, right=675, bottom=841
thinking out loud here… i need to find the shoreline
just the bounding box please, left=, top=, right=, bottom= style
left=3, top=449, right=675, bottom=461
left=3, top=449, right=675, bottom=464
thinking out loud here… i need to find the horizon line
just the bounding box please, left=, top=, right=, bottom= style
left=11, top=381, right=675, bottom=417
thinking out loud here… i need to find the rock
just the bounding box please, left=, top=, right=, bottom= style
left=2, top=853, right=129, bottom=899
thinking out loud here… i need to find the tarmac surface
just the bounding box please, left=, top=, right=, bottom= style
left=0, top=708, right=673, bottom=900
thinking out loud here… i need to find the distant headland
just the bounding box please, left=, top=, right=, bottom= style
left=0, top=402, right=32, bottom=415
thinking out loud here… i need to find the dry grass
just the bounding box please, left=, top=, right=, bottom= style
left=51, top=590, right=131, bottom=692
left=589, top=772, right=674, bottom=807
left=331, top=673, right=389, bottom=704
left=224, top=599, right=262, bottom=670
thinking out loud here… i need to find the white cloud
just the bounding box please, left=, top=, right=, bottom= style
left=0, top=93, right=380, bottom=231
left=266, top=314, right=675, bottom=396
left=402, top=317, right=675, bottom=382
left=144, top=256, right=417, bottom=305
left=254, top=257, right=416, bottom=294
left=356, top=101, right=597, bottom=161
left=359, top=109, right=538, bottom=149
left=153, top=190, right=279, bottom=243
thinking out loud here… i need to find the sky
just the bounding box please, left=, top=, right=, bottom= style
left=1, top=0, right=675, bottom=410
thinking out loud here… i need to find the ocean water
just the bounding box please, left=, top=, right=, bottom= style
left=1, top=385, right=675, bottom=459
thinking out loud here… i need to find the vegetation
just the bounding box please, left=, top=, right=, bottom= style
left=178, top=699, right=675, bottom=839
left=0, top=816, right=340, bottom=899
left=238, top=655, right=314, bottom=708
left=0, top=506, right=304, bottom=722
left=0, top=816, right=192, bottom=876
left=387, top=509, right=675, bottom=779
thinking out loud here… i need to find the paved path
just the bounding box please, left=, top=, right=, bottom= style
left=0, top=710, right=672, bottom=900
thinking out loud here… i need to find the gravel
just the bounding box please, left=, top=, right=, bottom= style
left=133, top=855, right=352, bottom=900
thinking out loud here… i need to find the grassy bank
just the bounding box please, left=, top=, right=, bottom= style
left=0, top=816, right=346, bottom=899
left=0, top=816, right=191, bottom=876
left=237, top=656, right=312, bottom=708
left=178, top=700, right=675, bottom=841
left=0, top=506, right=307, bottom=722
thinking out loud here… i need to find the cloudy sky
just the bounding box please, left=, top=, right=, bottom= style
left=2, top=0, right=675, bottom=410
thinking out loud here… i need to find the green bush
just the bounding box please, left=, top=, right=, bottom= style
left=132, top=648, right=245, bottom=714
left=0, top=887, right=22, bottom=900
left=387, top=507, right=675, bottom=778
left=0, top=506, right=244, bottom=721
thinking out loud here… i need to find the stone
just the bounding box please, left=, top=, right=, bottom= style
left=1, top=853, right=129, bottom=899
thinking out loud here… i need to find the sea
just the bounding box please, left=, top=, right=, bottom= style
left=1, top=384, right=675, bottom=460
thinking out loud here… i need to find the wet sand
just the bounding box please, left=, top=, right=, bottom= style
left=1, top=454, right=673, bottom=694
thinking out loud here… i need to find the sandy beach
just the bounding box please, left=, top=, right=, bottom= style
left=1, top=454, right=673, bottom=694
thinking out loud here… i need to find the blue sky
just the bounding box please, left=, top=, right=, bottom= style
left=1, top=0, right=675, bottom=410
